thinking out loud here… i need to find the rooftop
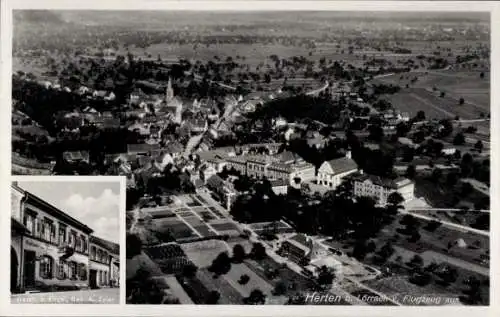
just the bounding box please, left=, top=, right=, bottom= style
left=12, top=184, right=94, bottom=234
left=354, top=174, right=413, bottom=189
left=63, top=151, right=89, bottom=162
left=127, top=143, right=161, bottom=154
left=90, top=235, right=119, bottom=255
left=325, top=157, right=358, bottom=175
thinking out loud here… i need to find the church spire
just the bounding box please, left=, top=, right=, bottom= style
left=166, top=77, right=174, bottom=103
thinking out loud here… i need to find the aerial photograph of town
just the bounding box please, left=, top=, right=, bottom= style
left=11, top=10, right=490, bottom=305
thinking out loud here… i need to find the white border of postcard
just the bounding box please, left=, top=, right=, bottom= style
left=1, top=1, right=499, bottom=317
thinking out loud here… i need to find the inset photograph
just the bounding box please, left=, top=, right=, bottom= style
left=11, top=179, right=121, bottom=304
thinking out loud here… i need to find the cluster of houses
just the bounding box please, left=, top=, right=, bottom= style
left=37, top=79, right=116, bottom=101
left=34, top=76, right=418, bottom=209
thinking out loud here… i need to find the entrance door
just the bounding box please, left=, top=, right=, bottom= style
left=11, top=248, right=19, bottom=293
left=89, top=269, right=97, bottom=289
left=23, top=250, right=36, bottom=289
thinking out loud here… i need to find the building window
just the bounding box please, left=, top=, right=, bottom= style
left=36, top=218, right=42, bottom=238
left=57, top=259, right=66, bottom=280
left=69, top=261, right=77, bottom=280
left=69, top=231, right=76, bottom=248
left=23, top=214, right=35, bottom=234
left=75, top=236, right=82, bottom=252
left=40, top=255, right=54, bottom=279
left=50, top=223, right=57, bottom=244
left=58, top=226, right=66, bottom=245
left=78, top=263, right=87, bottom=280
left=81, top=236, right=87, bottom=253
left=91, top=246, right=96, bottom=261
left=41, top=219, right=51, bottom=241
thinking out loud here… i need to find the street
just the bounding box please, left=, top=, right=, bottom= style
left=11, top=288, right=120, bottom=304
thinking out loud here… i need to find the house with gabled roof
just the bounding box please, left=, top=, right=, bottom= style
left=63, top=151, right=90, bottom=164
left=317, top=151, right=358, bottom=190
left=127, top=143, right=160, bottom=156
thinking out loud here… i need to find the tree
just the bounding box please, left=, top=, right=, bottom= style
left=409, top=271, right=432, bottom=286
left=474, top=140, right=483, bottom=152
left=424, top=261, right=439, bottom=273
left=244, top=289, right=266, bottom=305
left=238, top=274, right=250, bottom=285
left=368, top=124, right=384, bottom=142
left=208, top=252, right=232, bottom=276
left=453, top=133, right=465, bottom=145
left=388, top=192, right=404, bottom=209
left=407, top=254, right=424, bottom=268
left=250, top=242, right=267, bottom=260
left=459, top=97, right=465, bottom=105
left=273, top=280, right=288, bottom=295
left=440, top=91, right=446, bottom=98
left=377, top=242, right=395, bottom=259
left=206, top=290, right=221, bottom=304
left=317, top=265, right=335, bottom=287
left=352, top=240, right=368, bottom=260
left=406, top=165, right=416, bottom=179
left=408, top=230, right=421, bottom=243
left=402, top=147, right=415, bottom=162
left=480, top=72, right=485, bottom=79
left=127, top=268, right=165, bottom=304
left=416, top=110, right=426, bottom=122
left=438, top=266, right=458, bottom=285
left=431, top=168, right=443, bottom=183
left=182, top=263, right=198, bottom=278
left=471, top=214, right=489, bottom=230
left=461, top=276, right=482, bottom=305
left=287, top=293, right=306, bottom=304
left=461, top=182, right=474, bottom=197
left=446, top=172, right=458, bottom=186
left=126, top=234, right=142, bottom=259
left=232, top=244, right=246, bottom=263
left=438, top=119, right=454, bottom=138
left=424, top=220, right=442, bottom=232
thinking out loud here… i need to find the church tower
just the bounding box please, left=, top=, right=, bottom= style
left=166, top=77, right=174, bottom=104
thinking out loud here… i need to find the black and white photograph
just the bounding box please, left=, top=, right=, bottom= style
left=10, top=179, right=121, bottom=304
left=3, top=0, right=495, bottom=312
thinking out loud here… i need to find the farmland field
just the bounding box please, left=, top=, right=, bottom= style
left=197, top=269, right=245, bottom=304
left=376, top=69, right=489, bottom=119
left=364, top=276, right=460, bottom=305
left=153, top=218, right=200, bottom=240
left=193, top=224, right=217, bottom=237
left=210, top=221, right=239, bottom=232
left=181, top=239, right=230, bottom=268
left=383, top=88, right=487, bottom=119
left=222, top=263, right=274, bottom=298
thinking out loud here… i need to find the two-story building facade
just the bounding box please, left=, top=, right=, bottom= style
left=11, top=183, right=93, bottom=293
left=353, top=174, right=415, bottom=206
left=89, top=236, right=119, bottom=289
left=11, top=183, right=120, bottom=294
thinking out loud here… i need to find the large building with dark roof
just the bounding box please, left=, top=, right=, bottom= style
left=225, top=151, right=315, bottom=185
left=11, top=183, right=120, bottom=294
left=316, top=151, right=358, bottom=190
left=353, top=173, right=415, bottom=206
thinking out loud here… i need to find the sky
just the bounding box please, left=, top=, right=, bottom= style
left=17, top=181, right=121, bottom=244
